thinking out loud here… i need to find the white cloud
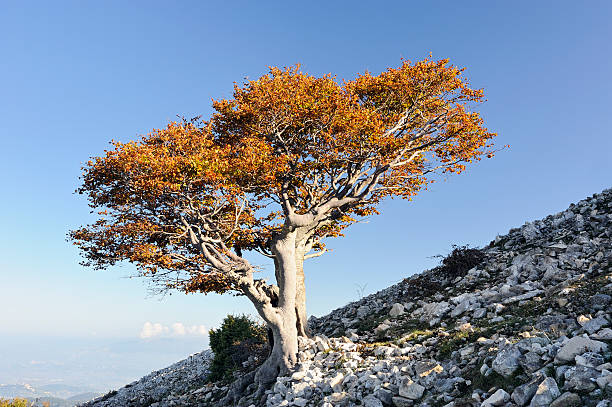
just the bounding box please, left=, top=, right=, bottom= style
left=140, top=322, right=169, bottom=339
left=140, top=322, right=207, bottom=339
left=171, top=322, right=186, bottom=336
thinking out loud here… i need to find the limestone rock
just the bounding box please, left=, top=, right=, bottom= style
left=529, top=378, right=560, bottom=407
left=492, top=346, right=522, bottom=377
left=363, top=395, right=384, bottom=407
left=554, top=336, right=608, bottom=363
left=389, top=303, right=405, bottom=317
left=482, top=389, right=510, bottom=406
left=549, top=392, right=581, bottom=407
left=512, top=373, right=544, bottom=406
left=398, top=378, right=425, bottom=400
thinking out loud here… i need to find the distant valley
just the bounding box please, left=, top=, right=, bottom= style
left=0, top=383, right=101, bottom=407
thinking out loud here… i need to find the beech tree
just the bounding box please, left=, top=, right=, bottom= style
left=70, top=58, right=497, bottom=400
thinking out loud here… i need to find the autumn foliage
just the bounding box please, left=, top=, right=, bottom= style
left=70, top=58, right=496, bottom=296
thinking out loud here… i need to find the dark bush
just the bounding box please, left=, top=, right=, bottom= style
left=433, top=244, right=485, bottom=278
left=208, top=314, right=268, bottom=382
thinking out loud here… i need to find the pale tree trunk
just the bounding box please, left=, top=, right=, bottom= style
left=294, top=244, right=310, bottom=337
left=274, top=244, right=309, bottom=338
left=223, top=231, right=300, bottom=405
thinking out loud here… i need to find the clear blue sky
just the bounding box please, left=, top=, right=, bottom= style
left=1, top=0, right=611, bottom=391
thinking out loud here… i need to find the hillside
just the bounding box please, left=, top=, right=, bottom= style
left=82, top=188, right=612, bottom=407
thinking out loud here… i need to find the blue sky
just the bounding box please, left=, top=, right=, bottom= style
left=1, top=0, right=611, bottom=391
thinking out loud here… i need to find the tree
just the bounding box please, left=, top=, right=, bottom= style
left=70, top=58, right=497, bottom=401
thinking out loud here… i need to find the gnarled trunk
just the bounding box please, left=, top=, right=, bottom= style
left=222, top=231, right=302, bottom=405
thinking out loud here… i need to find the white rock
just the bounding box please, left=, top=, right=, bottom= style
left=529, top=378, right=560, bottom=407
left=399, top=378, right=425, bottom=400
left=482, top=388, right=510, bottom=406
left=554, top=336, right=608, bottom=363
left=374, top=323, right=390, bottom=333
left=583, top=315, right=609, bottom=334
left=389, top=303, right=405, bottom=317
left=592, top=328, right=612, bottom=340
left=328, top=372, right=344, bottom=392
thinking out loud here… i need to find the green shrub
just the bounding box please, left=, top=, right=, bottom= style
left=208, top=314, right=268, bottom=382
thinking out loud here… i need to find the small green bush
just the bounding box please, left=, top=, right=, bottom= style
left=208, top=314, right=268, bottom=382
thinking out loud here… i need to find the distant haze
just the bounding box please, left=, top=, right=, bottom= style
left=0, top=334, right=209, bottom=392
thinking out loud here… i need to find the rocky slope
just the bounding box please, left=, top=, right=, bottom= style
left=82, top=188, right=612, bottom=407
left=80, top=350, right=212, bottom=407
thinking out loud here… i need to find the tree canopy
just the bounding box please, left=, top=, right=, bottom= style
left=70, top=59, right=496, bottom=299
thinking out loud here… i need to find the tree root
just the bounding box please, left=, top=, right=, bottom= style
left=219, top=352, right=287, bottom=406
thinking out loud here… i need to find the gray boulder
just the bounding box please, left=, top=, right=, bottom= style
left=482, top=389, right=510, bottom=406
left=583, top=315, right=610, bottom=334
left=512, top=373, right=545, bottom=406
left=549, top=392, right=581, bottom=407
left=389, top=303, right=405, bottom=317
left=363, top=395, right=384, bottom=407
left=398, top=378, right=425, bottom=400
left=529, top=377, right=560, bottom=407
left=564, top=366, right=599, bottom=392
left=554, top=336, right=608, bottom=363
left=492, top=346, right=522, bottom=377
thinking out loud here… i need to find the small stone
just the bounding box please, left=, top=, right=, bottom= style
left=557, top=298, right=568, bottom=307
left=473, top=308, right=487, bottom=319
left=529, top=377, right=560, bottom=407
left=583, top=315, right=610, bottom=334
left=328, top=372, right=344, bottom=392
left=451, top=299, right=472, bottom=317
left=399, top=378, right=425, bottom=400
left=374, top=388, right=393, bottom=405
left=291, top=371, right=306, bottom=381
left=596, top=373, right=612, bottom=389
left=482, top=388, right=510, bottom=406
left=357, top=305, right=371, bottom=318
left=457, top=322, right=473, bottom=332
left=555, top=336, right=608, bottom=363
left=577, top=315, right=591, bottom=326
left=293, top=397, right=308, bottom=407
left=512, top=373, right=544, bottom=406
left=549, top=392, right=581, bottom=407
left=519, top=351, right=543, bottom=373
left=592, top=328, right=612, bottom=340
left=329, top=392, right=347, bottom=403
left=391, top=396, right=414, bottom=407
left=389, top=303, right=405, bottom=317
left=492, top=346, right=522, bottom=377
left=564, top=365, right=599, bottom=392
left=363, top=395, right=384, bottom=407
left=575, top=352, right=604, bottom=368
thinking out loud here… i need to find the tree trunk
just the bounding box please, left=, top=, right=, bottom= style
left=295, top=246, right=310, bottom=337
left=257, top=232, right=299, bottom=387
left=222, top=231, right=300, bottom=405
left=274, top=244, right=310, bottom=338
